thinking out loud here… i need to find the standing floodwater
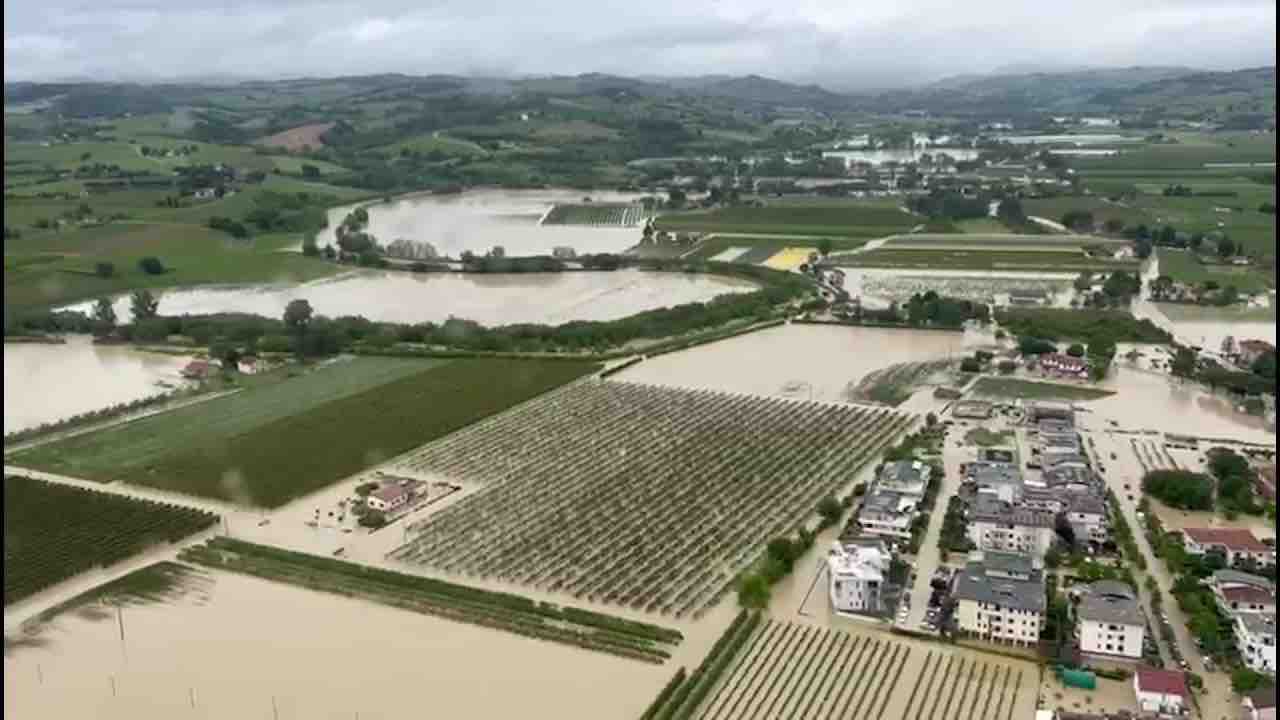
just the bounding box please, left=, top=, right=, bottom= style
left=3, top=337, right=193, bottom=433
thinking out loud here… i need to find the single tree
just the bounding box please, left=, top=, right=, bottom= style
left=737, top=574, right=770, bottom=609
left=817, top=238, right=833, bottom=257
left=137, top=256, right=166, bottom=275
left=92, top=297, right=117, bottom=335
left=283, top=299, right=313, bottom=336
left=130, top=289, right=159, bottom=320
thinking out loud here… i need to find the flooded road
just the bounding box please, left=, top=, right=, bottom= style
left=316, top=188, right=647, bottom=257
left=619, top=323, right=974, bottom=401
left=3, top=337, right=192, bottom=433
left=3, top=570, right=670, bottom=720
left=73, top=269, right=756, bottom=327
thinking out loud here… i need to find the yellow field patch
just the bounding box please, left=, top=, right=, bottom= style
left=762, top=246, right=817, bottom=270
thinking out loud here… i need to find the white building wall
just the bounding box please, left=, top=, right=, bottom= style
left=1078, top=619, right=1145, bottom=659
left=968, top=521, right=1054, bottom=558
left=955, top=600, right=1042, bottom=645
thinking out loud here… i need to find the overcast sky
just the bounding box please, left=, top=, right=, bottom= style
left=4, top=0, right=1275, bottom=88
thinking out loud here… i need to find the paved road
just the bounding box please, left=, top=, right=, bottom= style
left=1080, top=425, right=1240, bottom=720
left=901, top=418, right=973, bottom=633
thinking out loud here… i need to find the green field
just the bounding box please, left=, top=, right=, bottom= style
left=1071, top=135, right=1276, bottom=171
left=833, top=248, right=1135, bottom=272
left=4, top=475, right=217, bottom=605
left=376, top=133, right=489, bottom=158
left=1154, top=301, right=1276, bottom=323
left=1157, top=249, right=1271, bottom=294
left=969, top=377, right=1115, bottom=402
left=956, top=218, right=1014, bottom=235
left=1021, top=197, right=1151, bottom=227
left=15, top=358, right=598, bottom=507
left=655, top=202, right=918, bottom=238
left=4, top=173, right=374, bottom=310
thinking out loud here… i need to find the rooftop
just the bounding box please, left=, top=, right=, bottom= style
left=1183, top=527, right=1269, bottom=552
left=1066, top=493, right=1107, bottom=516
left=1135, top=667, right=1188, bottom=698
left=972, top=494, right=1056, bottom=528
left=1213, top=569, right=1275, bottom=591
left=1235, top=613, right=1277, bottom=638
left=1247, top=687, right=1277, bottom=710
left=1078, top=581, right=1143, bottom=626
left=371, top=484, right=410, bottom=503
left=881, top=460, right=928, bottom=486
left=953, top=559, right=1045, bottom=613
left=1221, top=586, right=1277, bottom=607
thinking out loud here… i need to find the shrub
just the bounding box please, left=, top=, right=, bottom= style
left=94, top=261, right=115, bottom=278
left=1143, top=469, right=1214, bottom=511
left=138, top=256, right=166, bottom=275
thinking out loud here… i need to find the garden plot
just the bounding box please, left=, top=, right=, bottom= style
left=689, top=621, right=1035, bottom=720
left=390, top=380, right=911, bottom=619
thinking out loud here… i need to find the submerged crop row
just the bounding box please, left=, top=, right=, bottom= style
left=390, top=380, right=911, bottom=618
left=3, top=476, right=218, bottom=605
left=179, top=537, right=682, bottom=663
left=686, top=622, right=1031, bottom=720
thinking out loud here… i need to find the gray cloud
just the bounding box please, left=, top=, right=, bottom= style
left=3, top=0, right=1274, bottom=87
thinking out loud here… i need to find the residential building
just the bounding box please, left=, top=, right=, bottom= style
left=953, top=400, right=994, bottom=419
left=367, top=484, right=411, bottom=513
left=1076, top=581, right=1146, bottom=659
left=1209, top=570, right=1276, bottom=616
left=1064, top=493, right=1109, bottom=546
left=827, top=540, right=891, bottom=614
left=1134, top=667, right=1188, bottom=714
left=1041, top=353, right=1089, bottom=379
left=1234, top=613, right=1277, bottom=674
left=1182, top=528, right=1273, bottom=568
left=972, top=464, right=1024, bottom=504
left=1242, top=687, right=1277, bottom=720
left=181, top=359, right=214, bottom=379
left=952, top=552, right=1045, bottom=646
left=856, top=489, right=917, bottom=540
left=1042, top=465, right=1094, bottom=490
left=877, top=460, right=930, bottom=498
left=968, top=494, right=1057, bottom=558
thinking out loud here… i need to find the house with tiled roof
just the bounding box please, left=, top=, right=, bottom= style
left=1132, top=666, right=1187, bottom=715
left=1182, top=527, right=1272, bottom=568
left=1209, top=569, right=1276, bottom=616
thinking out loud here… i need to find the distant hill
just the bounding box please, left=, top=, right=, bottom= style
left=659, top=74, right=848, bottom=109
left=1090, top=66, right=1276, bottom=119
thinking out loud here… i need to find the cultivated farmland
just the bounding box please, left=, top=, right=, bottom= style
left=16, top=357, right=599, bottom=507
left=543, top=202, right=648, bottom=227
left=834, top=248, right=1136, bottom=273
left=180, top=538, right=681, bottom=663
left=686, top=621, right=1036, bottom=720
left=3, top=475, right=217, bottom=605
left=391, top=380, right=912, bottom=618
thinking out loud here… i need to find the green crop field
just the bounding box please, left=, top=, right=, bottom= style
left=969, top=377, right=1115, bottom=402
left=375, top=133, right=489, bottom=158
left=656, top=203, right=918, bottom=238
left=956, top=218, right=1014, bottom=235
left=12, top=358, right=441, bottom=482
left=1157, top=249, right=1271, bottom=294
left=3, top=475, right=217, bottom=605
left=1021, top=198, right=1152, bottom=227
left=16, top=358, right=598, bottom=507
left=880, top=233, right=1128, bottom=249
left=1070, top=136, right=1276, bottom=171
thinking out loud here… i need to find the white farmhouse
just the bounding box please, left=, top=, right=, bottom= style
left=1076, top=581, right=1146, bottom=659
left=367, top=484, right=411, bottom=513
left=827, top=541, right=891, bottom=614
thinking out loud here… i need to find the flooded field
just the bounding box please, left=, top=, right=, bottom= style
left=1087, top=365, right=1276, bottom=443
left=3, top=337, right=192, bottom=433
left=822, top=148, right=980, bottom=165
left=619, top=323, right=973, bottom=402
left=76, top=269, right=755, bottom=326
left=315, top=188, right=646, bottom=257
left=2, top=569, right=670, bottom=720
left=843, top=268, right=1077, bottom=309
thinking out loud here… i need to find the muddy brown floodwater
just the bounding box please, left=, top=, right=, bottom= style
left=619, top=323, right=975, bottom=401
left=315, top=188, right=649, bottom=257
left=2, top=570, right=674, bottom=720
left=72, top=269, right=756, bottom=326
left=3, top=336, right=193, bottom=433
